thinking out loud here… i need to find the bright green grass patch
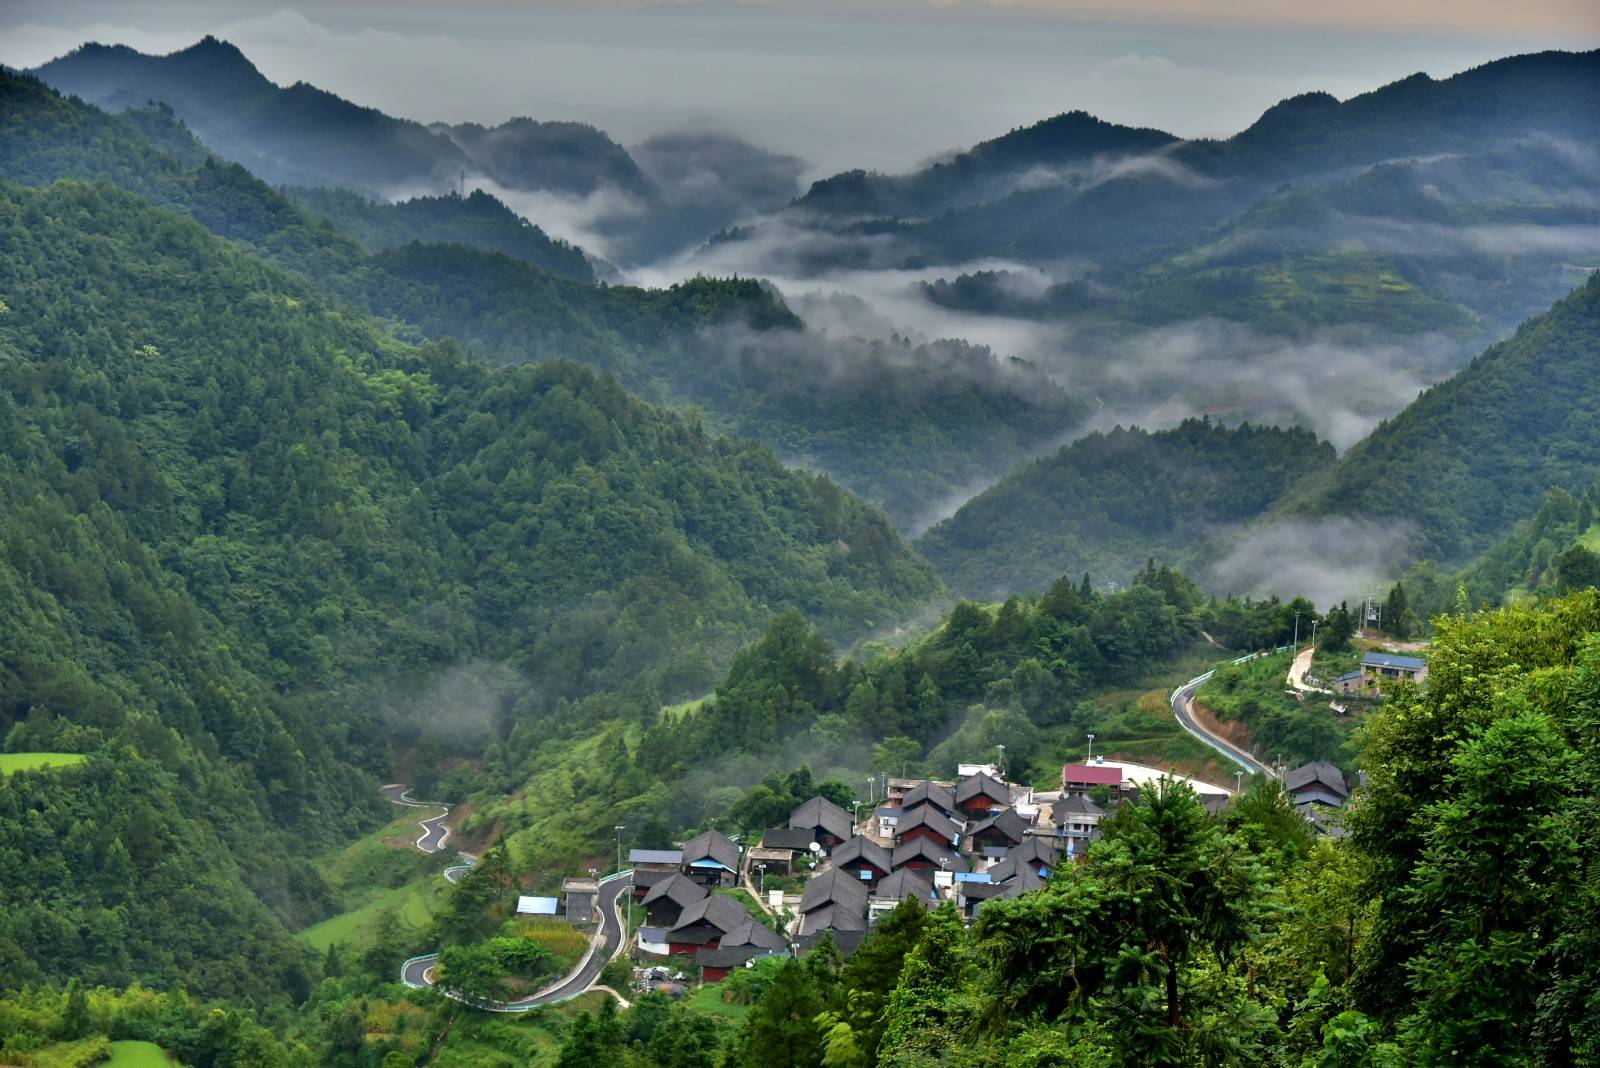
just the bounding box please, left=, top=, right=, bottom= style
left=687, top=983, right=750, bottom=1022
left=297, top=871, right=449, bottom=951
left=0, top=752, right=87, bottom=777
left=659, top=695, right=711, bottom=722
left=104, top=1040, right=178, bottom=1067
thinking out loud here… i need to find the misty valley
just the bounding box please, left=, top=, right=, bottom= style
left=0, top=10, right=1598, bottom=1068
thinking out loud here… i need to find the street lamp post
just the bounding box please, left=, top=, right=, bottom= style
left=756, top=863, right=767, bottom=893
left=1234, top=770, right=1243, bottom=795
left=1086, top=733, right=1095, bottom=763
left=868, top=776, right=876, bottom=804
left=994, top=743, right=1005, bottom=779
left=614, top=824, right=626, bottom=874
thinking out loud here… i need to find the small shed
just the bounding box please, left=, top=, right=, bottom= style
left=562, top=876, right=599, bottom=924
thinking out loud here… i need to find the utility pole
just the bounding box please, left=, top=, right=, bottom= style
left=1293, top=609, right=1301, bottom=651
left=614, top=824, right=625, bottom=874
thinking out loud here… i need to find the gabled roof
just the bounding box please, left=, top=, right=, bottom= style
left=671, top=894, right=754, bottom=936
left=1061, top=763, right=1123, bottom=786
left=954, top=771, right=1011, bottom=806
left=641, top=873, right=708, bottom=910
left=891, top=836, right=968, bottom=872
left=1008, top=835, right=1063, bottom=868
left=871, top=868, right=936, bottom=904
left=1284, top=761, right=1349, bottom=798
left=721, top=912, right=789, bottom=952
left=800, top=867, right=871, bottom=914
left=799, top=901, right=867, bottom=934
left=761, top=827, right=815, bottom=852
left=969, top=807, right=1031, bottom=844
left=1363, top=651, right=1426, bottom=671
left=994, top=865, right=1047, bottom=898
left=830, top=836, right=892, bottom=874
left=894, top=805, right=960, bottom=844
left=681, top=829, right=741, bottom=871
left=1053, top=794, right=1106, bottom=822
left=789, top=795, right=853, bottom=842
left=900, top=780, right=957, bottom=816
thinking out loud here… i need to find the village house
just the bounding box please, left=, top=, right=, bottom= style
left=868, top=868, right=937, bottom=923
left=1060, top=761, right=1127, bottom=801
left=967, top=807, right=1031, bottom=852
left=1362, top=651, right=1428, bottom=686
left=899, top=780, right=958, bottom=818
left=1051, top=793, right=1106, bottom=853
left=797, top=867, right=870, bottom=954
left=891, top=836, right=967, bottom=874
left=640, top=872, right=707, bottom=928
left=628, top=848, right=686, bottom=898
left=680, top=829, right=741, bottom=887
left=561, top=876, right=598, bottom=924
left=788, top=795, right=853, bottom=852
left=893, top=805, right=961, bottom=851
left=1002, top=834, right=1063, bottom=877
left=666, top=895, right=787, bottom=981
left=1285, top=761, right=1350, bottom=808
left=954, top=771, right=1011, bottom=819
left=830, top=835, right=892, bottom=885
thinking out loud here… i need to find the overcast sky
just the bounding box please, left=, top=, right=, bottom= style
left=2, top=2, right=1594, bottom=173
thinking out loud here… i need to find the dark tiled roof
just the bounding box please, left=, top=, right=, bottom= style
left=761, top=827, right=815, bottom=852
left=1008, top=835, right=1063, bottom=867
left=831, top=836, right=891, bottom=874
left=969, top=807, right=1030, bottom=844
left=789, top=795, right=853, bottom=843
left=642, top=873, right=708, bottom=910
left=800, top=867, right=871, bottom=914
left=671, top=894, right=753, bottom=936
left=871, top=868, right=935, bottom=904
left=799, top=901, right=867, bottom=934
left=900, top=780, right=957, bottom=815
left=894, top=805, right=959, bottom=844
left=891, top=837, right=968, bottom=872
left=681, top=829, right=741, bottom=871
left=632, top=868, right=676, bottom=889
left=629, top=848, right=685, bottom=866
left=955, top=771, right=1010, bottom=806
left=1284, top=761, right=1349, bottom=798
left=1052, top=794, right=1105, bottom=822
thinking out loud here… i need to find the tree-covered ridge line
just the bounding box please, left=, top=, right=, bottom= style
left=0, top=174, right=938, bottom=1001
left=1276, top=270, right=1600, bottom=564
left=918, top=418, right=1335, bottom=598
left=0, top=66, right=1088, bottom=532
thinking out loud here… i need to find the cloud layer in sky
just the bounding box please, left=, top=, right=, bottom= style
left=1, top=4, right=1591, bottom=173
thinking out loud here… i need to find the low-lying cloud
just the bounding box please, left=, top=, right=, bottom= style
left=1205, top=517, right=1419, bottom=607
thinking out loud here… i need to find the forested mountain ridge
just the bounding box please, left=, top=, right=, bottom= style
left=1275, top=270, right=1600, bottom=563
left=0, top=66, right=1086, bottom=532
left=918, top=419, right=1335, bottom=597
left=0, top=175, right=938, bottom=997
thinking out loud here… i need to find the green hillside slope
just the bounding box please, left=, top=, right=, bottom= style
left=919, top=419, right=1335, bottom=597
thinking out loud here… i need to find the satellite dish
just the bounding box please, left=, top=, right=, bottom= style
left=809, top=842, right=823, bottom=854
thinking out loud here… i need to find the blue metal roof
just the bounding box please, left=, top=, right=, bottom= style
left=1362, top=652, right=1426, bottom=670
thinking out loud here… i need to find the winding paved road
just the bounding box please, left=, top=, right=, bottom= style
left=1170, top=673, right=1278, bottom=780
left=382, top=784, right=452, bottom=852
left=401, top=873, right=632, bottom=1011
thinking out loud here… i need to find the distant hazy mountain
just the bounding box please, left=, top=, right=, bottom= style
left=34, top=36, right=469, bottom=192
left=796, top=109, right=1179, bottom=219
left=30, top=38, right=808, bottom=263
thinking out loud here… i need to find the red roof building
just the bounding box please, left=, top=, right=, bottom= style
left=1060, top=763, right=1125, bottom=799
